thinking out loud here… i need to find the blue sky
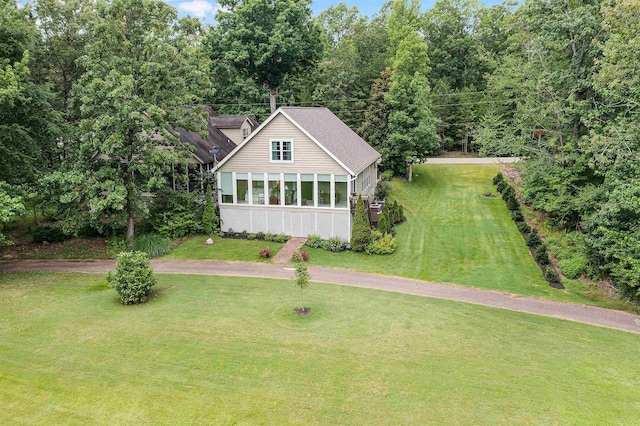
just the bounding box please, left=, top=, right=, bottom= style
left=170, top=0, right=507, bottom=25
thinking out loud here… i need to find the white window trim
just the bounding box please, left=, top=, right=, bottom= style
left=362, top=166, right=371, bottom=192
left=269, top=139, right=294, bottom=163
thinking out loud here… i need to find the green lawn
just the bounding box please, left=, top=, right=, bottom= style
left=306, top=164, right=604, bottom=305
left=1, top=273, right=638, bottom=424
left=164, top=235, right=284, bottom=261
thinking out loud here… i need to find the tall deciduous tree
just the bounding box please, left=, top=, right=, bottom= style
left=210, top=0, right=322, bottom=113
left=70, top=0, right=210, bottom=242
left=386, top=32, right=439, bottom=179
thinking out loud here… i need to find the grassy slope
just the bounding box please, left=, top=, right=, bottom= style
left=306, top=164, right=599, bottom=304
left=1, top=273, right=639, bottom=424
left=164, top=235, right=284, bottom=262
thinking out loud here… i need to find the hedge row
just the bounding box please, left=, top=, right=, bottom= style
left=493, top=172, right=563, bottom=289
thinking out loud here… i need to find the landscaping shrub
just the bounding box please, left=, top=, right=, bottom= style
left=202, top=184, right=220, bottom=236
left=365, top=233, right=397, bottom=255
left=558, top=255, right=589, bottom=279
left=259, top=247, right=270, bottom=258
left=501, top=185, right=515, bottom=201
left=247, top=233, right=257, bottom=240
left=517, top=222, right=531, bottom=234
left=545, top=266, right=561, bottom=285
left=392, top=200, right=401, bottom=224
left=132, top=234, right=172, bottom=258
left=493, top=172, right=504, bottom=185
left=511, top=210, right=524, bottom=222
left=305, top=235, right=323, bottom=249
left=377, top=210, right=391, bottom=234
left=526, top=231, right=543, bottom=247
left=399, top=205, right=405, bottom=223
left=506, top=196, right=520, bottom=212
left=321, top=237, right=347, bottom=252
left=107, top=251, right=156, bottom=305
left=350, top=195, right=371, bottom=252
left=256, top=232, right=265, bottom=240
left=381, top=170, right=394, bottom=181
left=496, top=180, right=507, bottom=193
left=32, top=226, right=69, bottom=243
left=375, top=180, right=391, bottom=200
left=265, top=233, right=289, bottom=243
left=292, top=250, right=308, bottom=262
left=534, top=244, right=549, bottom=265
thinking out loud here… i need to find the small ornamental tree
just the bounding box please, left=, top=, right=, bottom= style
left=202, top=184, right=219, bottom=236
left=377, top=209, right=391, bottom=234
left=351, top=194, right=371, bottom=252
left=392, top=200, right=400, bottom=224
left=107, top=251, right=157, bottom=305
left=292, top=255, right=311, bottom=314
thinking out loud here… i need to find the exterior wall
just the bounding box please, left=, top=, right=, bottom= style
left=219, top=114, right=346, bottom=175
left=353, top=162, right=377, bottom=199
left=220, top=206, right=351, bottom=240
left=219, top=128, right=242, bottom=145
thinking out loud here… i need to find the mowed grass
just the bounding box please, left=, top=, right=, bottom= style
left=306, top=164, right=596, bottom=304
left=164, top=235, right=283, bottom=261
left=1, top=273, right=638, bottom=424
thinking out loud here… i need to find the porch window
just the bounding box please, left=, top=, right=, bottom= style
left=220, top=172, right=233, bottom=204
left=285, top=173, right=297, bottom=206
left=236, top=173, right=248, bottom=204
left=317, top=174, right=331, bottom=207
left=301, top=174, right=314, bottom=206
left=271, top=140, right=293, bottom=162
left=335, top=175, right=348, bottom=208
left=268, top=173, right=281, bottom=205
left=252, top=173, right=265, bottom=205
left=362, top=166, right=371, bottom=191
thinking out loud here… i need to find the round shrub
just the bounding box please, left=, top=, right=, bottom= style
left=526, top=231, right=542, bottom=248
left=511, top=210, right=524, bottom=222
left=506, top=196, right=520, bottom=212
left=496, top=180, right=507, bottom=193
left=558, top=255, right=589, bottom=279
left=493, top=172, right=504, bottom=185
left=534, top=245, right=549, bottom=265
left=517, top=222, right=531, bottom=234
left=305, top=235, right=323, bottom=249
left=375, top=180, right=391, bottom=200
left=545, top=267, right=561, bottom=285
left=321, top=237, right=347, bottom=252
left=107, top=251, right=157, bottom=305
left=501, top=185, right=515, bottom=200
left=365, top=233, right=397, bottom=255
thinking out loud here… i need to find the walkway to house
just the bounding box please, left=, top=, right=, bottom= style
left=272, top=237, right=307, bottom=263
left=1, top=259, right=639, bottom=333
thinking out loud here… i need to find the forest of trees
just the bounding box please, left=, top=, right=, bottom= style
left=2, top=0, right=640, bottom=301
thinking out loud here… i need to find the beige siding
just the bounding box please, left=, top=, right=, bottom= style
left=219, top=128, right=242, bottom=145
left=219, top=114, right=347, bottom=175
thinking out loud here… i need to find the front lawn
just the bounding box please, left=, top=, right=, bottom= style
left=306, top=164, right=602, bottom=304
left=1, top=273, right=638, bottom=424
left=164, top=235, right=284, bottom=261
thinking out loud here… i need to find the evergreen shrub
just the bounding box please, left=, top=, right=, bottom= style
left=496, top=180, right=507, bottom=193
left=107, top=251, right=157, bottom=305
left=365, top=233, right=397, bottom=255
left=511, top=210, right=524, bottom=222
left=517, top=222, right=531, bottom=234
left=526, top=231, right=542, bottom=247
left=32, top=226, right=69, bottom=243
left=350, top=195, right=371, bottom=252
left=545, top=267, right=561, bottom=285
left=534, top=244, right=549, bottom=265
left=493, top=172, right=504, bottom=185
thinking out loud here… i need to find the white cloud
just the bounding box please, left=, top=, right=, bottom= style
left=177, top=0, right=215, bottom=18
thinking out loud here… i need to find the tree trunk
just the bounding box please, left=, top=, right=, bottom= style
left=269, top=87, right=277, bottom=113
left=408, top=163, right=413, bottom=183
left=126, top=214, right=135, bottom=245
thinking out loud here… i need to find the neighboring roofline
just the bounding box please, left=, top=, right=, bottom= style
left=215, top=107, right=375, bottom=175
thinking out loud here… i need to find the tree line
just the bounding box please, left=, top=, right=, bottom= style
left=2, top=0, right=640, bottom=301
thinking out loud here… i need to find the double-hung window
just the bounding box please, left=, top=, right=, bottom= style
left=362, top=166, right=371, bottom=191
left=271, top=140, right=293, bottom=162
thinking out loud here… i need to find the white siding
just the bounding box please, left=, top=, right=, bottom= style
left=219, top=114, right=347, bottom=175
left=220, top=206, right=351, bottom=240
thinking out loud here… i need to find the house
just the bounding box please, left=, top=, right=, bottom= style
left=213, top=107, right=381, bottom=240
left=172, top=107, right=255, bottom=191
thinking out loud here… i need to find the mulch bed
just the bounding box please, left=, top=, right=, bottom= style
left=295, top=307, right=311, bottom=316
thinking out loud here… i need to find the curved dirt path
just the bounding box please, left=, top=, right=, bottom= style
left=1, top=259, right=639, bottom=334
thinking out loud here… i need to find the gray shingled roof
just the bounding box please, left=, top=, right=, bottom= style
left=281, top=107, right=380, bottom=175
left=211, top=114, right=258, bottom=129
left=173, top=108, right=237, bottom=163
